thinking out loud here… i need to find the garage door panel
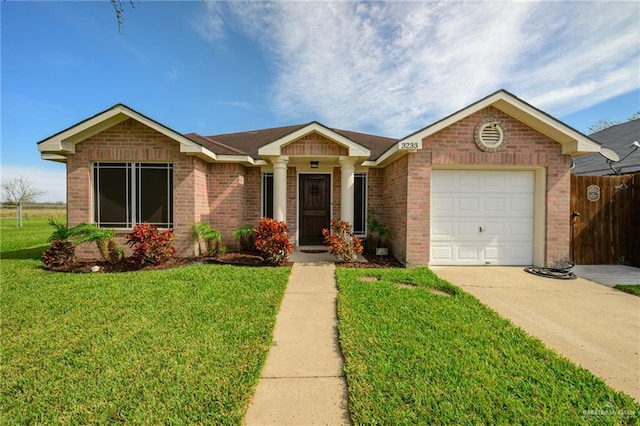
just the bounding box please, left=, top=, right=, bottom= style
left=483, top=197, right=505, bottom=212
left=508, top=221, right=534, bottom=238
left=431, top=196, right=454, bottom=215
left=431, top=245, right=453, bottom=263
left=457, top=198, right=480, bottom=214
left=431, top=170, right=533, bottom=266
left=457, top=222, right=480, bottom=237
left=456, top=245, right=481, bottom=262
left=431, top=221, right=453, bottom=239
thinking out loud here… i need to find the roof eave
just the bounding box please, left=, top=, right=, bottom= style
left=399, top=90, right=601, bottom=156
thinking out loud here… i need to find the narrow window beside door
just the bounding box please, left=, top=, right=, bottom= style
left=354, top=173, right=367, bottom=236
left=262, top=173, right=274, bottom=218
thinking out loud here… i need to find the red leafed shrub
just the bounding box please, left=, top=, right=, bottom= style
left=254, top=218, right=293, bottom=265
left=42, top=240, right=76, bottom=267
left=322, top=219, right=363, bottom=262
left=125, top=223, right=176, bottom=267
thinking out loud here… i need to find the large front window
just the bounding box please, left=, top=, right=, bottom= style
left=93, top=162, right=173, bottom=228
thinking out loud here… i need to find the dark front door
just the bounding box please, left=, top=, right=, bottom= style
left=299, top=174, right=331, bottom=245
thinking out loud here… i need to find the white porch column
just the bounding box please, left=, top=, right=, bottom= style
left=272, top=156, right=288, bottom=222
left=340, top=157, right=355, bottom=226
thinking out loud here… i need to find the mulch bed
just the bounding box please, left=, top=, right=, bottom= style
left=339, top=252, right=404, bottom=268
left=45, top=251, right=403, bottom=273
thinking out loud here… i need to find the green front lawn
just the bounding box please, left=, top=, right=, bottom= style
left=336, top=268, right=640, bottom=425
left=614, top=284, right=640, bottom=297
left=1, top=218, right=290, bottom=424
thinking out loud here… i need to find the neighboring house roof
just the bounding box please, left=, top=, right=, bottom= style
left=37, top=89, right=601, bottom=165
left=571, top=119, right=640, bottom=175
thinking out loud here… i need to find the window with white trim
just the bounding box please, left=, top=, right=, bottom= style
left=354, top=173, right=367, bottom=236
left=93, top=162, right=173, bottom=228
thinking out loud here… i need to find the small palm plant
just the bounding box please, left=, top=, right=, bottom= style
left=191, top=222, right=225, bottom=256
left=67, top=223, right=123, bottom=263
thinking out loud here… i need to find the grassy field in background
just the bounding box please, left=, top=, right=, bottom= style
left=336, top=267, right=639, bottom=425
left=1, top=217, right=291, bottom=424
left=0, top=206, right=66, bottom=219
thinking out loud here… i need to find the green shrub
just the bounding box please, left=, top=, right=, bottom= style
left=366, top=208, right=390, bottom=250
left=126, top=223, right=175, bottom=267
left=254, top=218, right=293, bottom=265
left=322, top=219, right=363, bottom=262
left=232, top=224, right=256, bottom=252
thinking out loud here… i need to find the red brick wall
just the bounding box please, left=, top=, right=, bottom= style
left=367, top=168, right=384, bottom=220
left=332, top=167, right=341, bottom=220
left=67, top=118, right=198, bottom=258
left=405, top=106, right=570, bottom=266
left=282, top=133, right=348, bottom=156
left=381, top=156, right=409, bottom=264
left=244, top=168, right=262, bottom=224
left=208, top=163, right=249, bottom=250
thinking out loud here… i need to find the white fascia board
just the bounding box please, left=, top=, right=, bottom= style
left=40, top=153, right=68, bottom=163
left=181, top=144, right=262, bottom=166
left=491, top=98, right=600, bottom=155
left=37, top=108, right=129, bottom=154
left=258, top=122, right=370, bottom=157
left=398, top=91, right=600, bottom=156
left=400, top=93, right=502, bottom=146
left=38, top=105, right=205, bottom=157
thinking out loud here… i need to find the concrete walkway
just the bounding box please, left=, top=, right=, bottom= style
left=573, top=264, right=640, bottom=287
left=244, top=262, right=351, bottom=425
left=432, top=266, right=640, bottom=401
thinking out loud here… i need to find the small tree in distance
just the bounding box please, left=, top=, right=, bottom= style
left=2, top=176, right=46, bottom=227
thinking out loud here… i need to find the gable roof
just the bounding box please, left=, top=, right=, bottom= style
left=37, top=104, right=263, bottom=165
left=37, top=89, right=602, bottom=167
left=572, top=119, right=640, bottom=175
left=398, top=89, right=601, bottom=156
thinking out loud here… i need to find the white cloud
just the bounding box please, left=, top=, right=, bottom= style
left=1, top=165, right=66, bottom=203
left=195, top=2, right=226, bottom=42
left=201, top=1, right=640, bottom=137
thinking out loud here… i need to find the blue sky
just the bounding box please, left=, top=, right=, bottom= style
left=2, top=1, right=639, bottom=202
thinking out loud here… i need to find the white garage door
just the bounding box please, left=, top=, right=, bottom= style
left=430, top=170, right=534, bottom=265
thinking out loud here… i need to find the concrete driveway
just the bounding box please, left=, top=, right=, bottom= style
left=431, top=266, right=640, bottom=401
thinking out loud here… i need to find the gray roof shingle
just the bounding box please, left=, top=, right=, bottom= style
left=572, top=119, right=640, bottom=175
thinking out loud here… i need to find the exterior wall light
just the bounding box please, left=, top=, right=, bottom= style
left=310, top=161, right=319, bottom=169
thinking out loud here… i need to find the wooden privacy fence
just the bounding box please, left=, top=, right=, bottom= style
left=570, top=173, right=640, bottom=266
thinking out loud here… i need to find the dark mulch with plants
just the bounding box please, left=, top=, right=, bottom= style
left=45, top=250, right=402, bottom=273
left=45, top=252, right=292, bottom=273
left=339, top=252, right=404, bottom=268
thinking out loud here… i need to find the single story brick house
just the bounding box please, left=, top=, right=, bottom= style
left=38, top=90, right=600, bottom=267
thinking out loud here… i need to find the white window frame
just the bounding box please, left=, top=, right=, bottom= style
left=93, top=162, right=173, bottom=228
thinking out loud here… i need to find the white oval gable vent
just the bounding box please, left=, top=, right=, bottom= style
left=475, top=121, right=505, bottom=151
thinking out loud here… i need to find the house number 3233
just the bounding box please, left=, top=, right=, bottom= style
left=399, top=142, right=420, bottom=150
